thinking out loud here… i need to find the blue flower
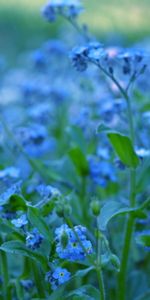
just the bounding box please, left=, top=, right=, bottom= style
left=31, top=49, right=46, bottom=69
left=42, top=0, right=82, bottom=23
left=88, top=157, right=116, bottom=187
left=0, top=167, right=20, bottom=179
left=26, top=228, right=43, bottom=250
left=0, top=181, right=22, bottom=206
left=46, top=267, right=71, bottom=290
left=70, top=42, right=105, bottom=71
left=36, top=184, right=61, bottom=200
left=55, top=224, right=93, bottom=261
left=20, top=279, right=34, bottom=290
left=11, top=214, right=28, bottom=228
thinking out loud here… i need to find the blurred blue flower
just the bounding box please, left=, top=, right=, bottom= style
left=88, top=157, right=116, bottom=187
left=26, top=228, right=43, bottom=250
left=20, top=279, right=34, bottom=290
left=0, top=167, right=20, bottom=179
left=0, top=181, right=22, bottom=206
left=11, top=214, right=28, bottom=228
left=42, top=0, right=83, bottom=23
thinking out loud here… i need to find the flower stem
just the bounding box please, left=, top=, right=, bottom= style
left=31, top=261, right=46, bottom=298
left=118, top=94, right=136, bottom=300
left=96, top=218, right=105, bottom=300
left=0, top=250, right=10, bottom=300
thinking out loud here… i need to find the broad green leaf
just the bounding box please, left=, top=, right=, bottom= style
left=107, top=132, right=140, bottom=168
left=27, top=207, right=52, bottom=241
left=99, top=201, right=137, bottom=231
left=0, top=241, right=48, bottom=270
left=68, top=147, right=89, bottom=176
left=9, top=194, right=28, bottom=211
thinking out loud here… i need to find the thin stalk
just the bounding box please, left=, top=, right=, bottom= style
left=31, top=261, right=46, bottom=298
left=15, top=279, right=24, bottom=300
left=80, top=176, right=88, bottom=225
left=117, top=93, right=136, bottom=300
left=0, top=250, right=10, bottom=300
left=96, top=64, right=137, bottom=300
left=96, top=218, right=105, bottom=300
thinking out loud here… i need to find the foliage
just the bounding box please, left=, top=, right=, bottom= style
left=0, top=1, right=150, bottom=300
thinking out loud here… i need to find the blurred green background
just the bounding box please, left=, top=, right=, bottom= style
left=0, top=0, right=150, bottom=65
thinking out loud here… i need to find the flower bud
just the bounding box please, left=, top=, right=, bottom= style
left=90, top=200, right=101, bottom=216
left=60, top=231, right=69, bottom=249
left=55, top=204, right=64, bottom=218
left=110, top=254, right=120, bottom=272
left=64, top=204, right=72, bottom=217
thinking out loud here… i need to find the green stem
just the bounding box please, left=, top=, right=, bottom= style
left=0, top=250, right=10, bottom=300
left=80, top=176, right=88, bottom=225
left=31, top=261, right=45, bottom=298
left=96, top=268, right=105, bottom=300
left=98, top=64, right=137, bottom=300
left=126, top=96, right=135, bottom=143
left=15, top=279, right=24, bottom=300
left=96, top=218, right=105, bottom=300
left=117, top=96, right=136, bottom=300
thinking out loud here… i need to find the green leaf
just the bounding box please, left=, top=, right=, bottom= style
left=0, top=218, right=24, bottom=240
left=75, top=266, right=94, bottom=278
left=107, top=132, right=140, bottom=168
left=9, top=194, right=28, bottom=211
left=99, top=201, right=137, bottom=231
left=136, top=232, right=150, bottom=248
left=68, top=147, right=89, bottom=176
left=27, top=207, right=52, bottom=241
left=66, top=285, right=100, bottom=300
left=0, top=241, right=48, bottom=270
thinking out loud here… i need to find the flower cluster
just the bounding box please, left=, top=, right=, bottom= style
left=55, top=224, right=93, bottom=261
left=26, top=228, right=43, bottom=250
left=71, top=42, right=149, bottom=82
left=42, top=0, right=83, bottom=22
left=46, top=267, right=71, bottom=290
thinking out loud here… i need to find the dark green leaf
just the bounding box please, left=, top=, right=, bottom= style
left=136, top=232, right=150, bottom=248
left=107, top=132, right=139, bottom=168
left=68, top=147, right=89, bottom=176
left=99, top=201, right=137, bottom=231
left=0, top=241, right=48, bottom=270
